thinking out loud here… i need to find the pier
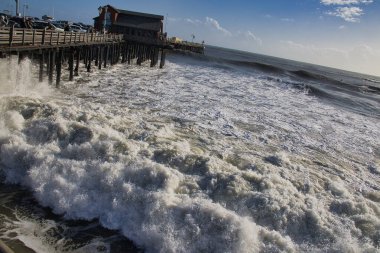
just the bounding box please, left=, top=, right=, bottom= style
left=0, top=27, right=167, bottom=87
left=169, top=41, right=205, bottom=54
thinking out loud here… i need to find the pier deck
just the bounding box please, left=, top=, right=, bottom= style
left=0, top=27, right=167, bottom=87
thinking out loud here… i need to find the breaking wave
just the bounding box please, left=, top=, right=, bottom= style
left=0, top=53, right=379, bottom=253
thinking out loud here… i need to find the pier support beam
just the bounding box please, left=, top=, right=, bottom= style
left=98, top=46, right=103, bottom=70
left=39, top=52, right=44, bottom=82
left=69, top=49, right=74, bottom=81
left=104, top=46, right=109, bottom=68
left=46, top=51, right=50, bottom=76
left=74, top=48, right=80, bottom=76
left=121, top=43, right=126, bottom=63
left=137, top=45, right=142, bottom=65
left=49, top=50, right=56, bottom=85
left=95, top=46, right=99, bottom=66
left=18, top=52, right=23, bottom=64
left=150, top=47, right=155, bottom=67
left=87, top=46, right=92, bottom=72
left=84, top=47, right=88, bottom=66
left=127, top=44, right=131, bottom=64
left=160, top=48, right=166, bottom=69
left=56, top=50, right=63, bottom=88
left=111, top=44, right=115, bottom=65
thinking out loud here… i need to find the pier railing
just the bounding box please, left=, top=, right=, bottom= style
left=0, top=27, right=168, bottom=88
left=0, top=27, right=123, bottom=48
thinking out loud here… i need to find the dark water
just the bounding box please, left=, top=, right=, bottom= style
left=202, top=46, right=380, bottom=118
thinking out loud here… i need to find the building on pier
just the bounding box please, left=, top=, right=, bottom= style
left=94, top=5, right=165, bottom=44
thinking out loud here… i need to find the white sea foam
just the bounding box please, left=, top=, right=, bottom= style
left=0, top=54, right=379, bottom=252
left=0, top=57, right=53, bottom=98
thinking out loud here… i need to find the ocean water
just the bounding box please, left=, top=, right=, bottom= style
left=0, top=46, right=379, bottom=253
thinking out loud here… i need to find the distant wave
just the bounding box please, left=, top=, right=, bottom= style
left=170, top=50, right=380, bottom=118
left=171, top=51, right=380, bottom=96
left=364, top=78, right=380, bottom=84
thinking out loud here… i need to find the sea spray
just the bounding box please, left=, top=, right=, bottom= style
left=0, top=56, right=53, bottom=98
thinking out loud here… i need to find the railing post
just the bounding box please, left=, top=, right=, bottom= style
left=22, top=29, right=25, bottom=45
left=50, top=31, right=53, bottom=45
left=9, top=25, right=14, bottom=46
left=57, top=32, right=60, bottom=45
left=32, top=30, right=36, bottom=45
left=42, top=28, right=46, bottom=45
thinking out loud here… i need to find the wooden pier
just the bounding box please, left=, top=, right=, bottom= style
left=169, top=41, right=205, bottom=54
left=0, top=27, right=167, bottom=87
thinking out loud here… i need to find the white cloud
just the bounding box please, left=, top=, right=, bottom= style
left=184, top=18, right=202, bottom=25
left=205, top=17, right=232, bottom=36
left=279, top=40, right=380, bottom=76
left=321, top=0, right=373, bottom=5
left=167, top=16, right=262, bottom=49
left=244, top=31, right=262, bottom=45
left=235, top=30, right=263, bottom=46
left=326, top=6, right=363, bottom=22
left=281, top=18, right=295, bottom=22
left=167, top=17, right=180, bottom=22
left=320, top=0, right=373, bottom=22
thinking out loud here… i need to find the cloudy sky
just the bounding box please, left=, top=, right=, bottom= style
left=1, top=0, right=379, bottom=76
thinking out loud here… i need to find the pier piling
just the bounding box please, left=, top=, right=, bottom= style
left=87, top=46, right=92, bottom=72
left=49, top=50, right=56, bottom=85
left=56, top=50, right=63, bottom=88
left=74, top=48, right=80, bottom=76
left=69, top=49, right=74, bottom=81
left=160, top=49, right=166, bottom=68
left=39, top=53, right=44, bottom=82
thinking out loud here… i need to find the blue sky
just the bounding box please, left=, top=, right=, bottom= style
left=1, top=0, right=379, bottom=76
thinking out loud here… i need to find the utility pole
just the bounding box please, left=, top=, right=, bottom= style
left=15, top=0, right=20, bottom=17
left=23, top=4, right=28, bottom=17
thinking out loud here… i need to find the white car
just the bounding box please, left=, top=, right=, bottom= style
left=32, top=21, right=64, bottom=32
left=69, top=24, right=87, bottom=33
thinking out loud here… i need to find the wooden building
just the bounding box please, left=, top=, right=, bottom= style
left=94, top=5, right=164, bottom=44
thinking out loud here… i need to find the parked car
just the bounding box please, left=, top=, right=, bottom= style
left=0, top=13, right=9, bottom=27
left=7, top=20, right=21, bottom=28
left=0, top=12, right=11, bottom=19
left=9, top=16, right=26, bottom=27
left=51, top=22, right=64, bottom=29
left=69, top=24, right=87, bottom=33
left=54, top=20, right=72, bottom=26
left=73, top=22, right=90, bottom=30
left=32, top=21, right=64, bottom=32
